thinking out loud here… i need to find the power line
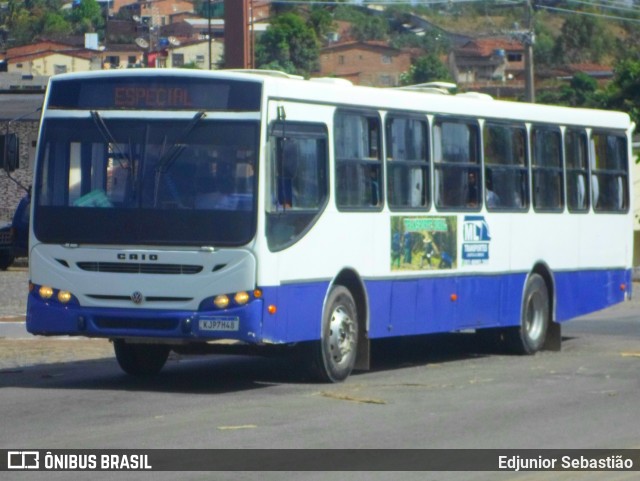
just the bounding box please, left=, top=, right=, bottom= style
left=562, top=0, right=640, bottom=15
left=538, top=5, right=640, bottom=24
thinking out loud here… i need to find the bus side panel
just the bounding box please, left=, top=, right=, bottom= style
left=455, top=274, right=505, bottom=329
left=554, top=268, right=631, bottom=322
left=367, top=274, right=524, bottom=339
left=260, top=282, right=328, bottom=343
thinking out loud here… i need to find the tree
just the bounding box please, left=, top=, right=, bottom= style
left=401, top=54, right=452, bottom=85
left=42, top=12, right=71, bottom=38
left=255, top=13, right=319, bottom=77
left=553, top=14, right=613, bottom=64
left=537, top=72, right=597, bottom=107
left=599, top=58, right=640, bottom=128
left=308, top=7, right=335, bottom=41
left=350, top=15, right=388, bottom=41
left=68, top=0, right=104, bottom=34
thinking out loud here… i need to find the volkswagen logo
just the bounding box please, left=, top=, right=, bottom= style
left=131, top=291, right=144, bottom=304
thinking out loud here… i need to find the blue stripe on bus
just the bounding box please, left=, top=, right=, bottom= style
left=26, top=268, right=631, bottom=344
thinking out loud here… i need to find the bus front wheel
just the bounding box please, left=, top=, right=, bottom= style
left=312, top=286, right=359, bottom=383
left=113, top=340, right=170, bottom=377
left=506, top=273, right=549, bottom=354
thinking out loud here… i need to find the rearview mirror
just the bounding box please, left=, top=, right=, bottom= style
left=0, top=133, right=19, bottom=172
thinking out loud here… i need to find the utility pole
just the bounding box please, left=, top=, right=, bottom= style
left=208, top=0, right=212, bottom=70
left=524, top=0, right=535, bottom=103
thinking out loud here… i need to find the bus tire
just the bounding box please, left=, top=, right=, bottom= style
left=113, top=340, right=170, bottom=377
left=506, top=273, right=549, bottom=354
left=312, top=286, right=359, bottom=383
left=0, top=253, right=14, bottom=270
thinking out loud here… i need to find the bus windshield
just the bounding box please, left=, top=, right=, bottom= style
left=34, top=117, right=259, bottom=247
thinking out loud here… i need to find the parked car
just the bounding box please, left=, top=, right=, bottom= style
left=0, top=195, right=30, bottom=270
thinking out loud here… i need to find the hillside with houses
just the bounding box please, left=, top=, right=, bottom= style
left=0, top=0, right=636, bottom=102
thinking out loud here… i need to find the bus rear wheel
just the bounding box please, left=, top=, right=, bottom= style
left=506, top=273, right=549, bottom=354
left=113, top=340, right=170, bottom=377
left=312, top=286, right=358, bottom=383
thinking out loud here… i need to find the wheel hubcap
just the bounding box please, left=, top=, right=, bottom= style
left=525, top=291, right=545, bottom=341
left=327, top=305, right=356, bottom=366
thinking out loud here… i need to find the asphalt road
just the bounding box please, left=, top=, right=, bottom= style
left=1, top=266, right=639, bottom=481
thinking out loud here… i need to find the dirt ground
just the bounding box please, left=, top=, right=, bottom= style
left=0, top=337, right=114, bottom=370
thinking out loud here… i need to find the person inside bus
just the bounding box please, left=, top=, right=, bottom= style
left=485, top=174, right=500, bottom=208
left=195, top=158, right=238, bottom=210
left=368, top=165, right=381, bottom=206
left=466, top=170, right=479, bottom=207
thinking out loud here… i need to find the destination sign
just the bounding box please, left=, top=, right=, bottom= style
left=114, top=86, right=193, bottom=108
left=47, top=76, right=262, bottom=111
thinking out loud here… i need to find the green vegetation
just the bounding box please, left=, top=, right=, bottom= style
left=1, top=0, right=104, bottom=44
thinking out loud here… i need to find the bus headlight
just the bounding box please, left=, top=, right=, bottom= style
left=39, top=286, right=54, bottom=299
left=213, top=295, right=230, bottom=309
left=57, top=291, right=73, bottom=304
left=234, top=291, right=250, bottom=305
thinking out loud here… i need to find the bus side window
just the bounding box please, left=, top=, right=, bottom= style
left=483, top=122, right=529, bottom=211
left=385, top=114, right=430, bottom=210
left=434, top=118, right=480, bottom=210
left=266, top=122, right=329, bottom=251
left=590, top=131, right=628, bottom=212
left=565, top=129, right=589, bottom=213
left=531, top=126, right=563, bottom=212
left=335, top=110, right=383, bottom=210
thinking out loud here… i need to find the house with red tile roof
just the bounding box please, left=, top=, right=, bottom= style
left=3, top=41, right=100, bottom=76
left=450, top=37, right=525, bottom=84
left=318, top=40, right=412, bottom=87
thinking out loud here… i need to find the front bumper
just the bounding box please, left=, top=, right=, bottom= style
left=26, top=291, right=265, bottom=344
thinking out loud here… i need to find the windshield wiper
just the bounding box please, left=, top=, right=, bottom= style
left=90, top=111, right=132, bottom=170
left=155, top=111, right=206, bottom=174
left=153, top=111, right=206, bottom=207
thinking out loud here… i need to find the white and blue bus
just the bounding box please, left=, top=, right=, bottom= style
left=26, top=69, right=633, bottom=381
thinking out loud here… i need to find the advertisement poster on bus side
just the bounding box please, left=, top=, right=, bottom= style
left=390, top=216, right=457, bottom=271
left=461, top=215, right=491, bottom=266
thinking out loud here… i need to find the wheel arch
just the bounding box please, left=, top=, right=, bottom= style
left=327, top=267, right=370, bottom=370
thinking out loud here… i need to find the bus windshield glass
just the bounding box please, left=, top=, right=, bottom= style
left=34, top=117, right=259, bottom=246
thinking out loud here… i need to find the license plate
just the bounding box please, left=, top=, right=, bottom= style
left=199, top=317, right=240, bottom=332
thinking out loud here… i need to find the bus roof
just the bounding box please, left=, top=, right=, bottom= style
left=48, top=68, right=632, bottom=131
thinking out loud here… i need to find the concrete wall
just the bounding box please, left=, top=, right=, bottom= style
left=0, top=120, right=38, bottom=221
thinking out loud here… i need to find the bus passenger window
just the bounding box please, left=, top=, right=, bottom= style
left=335, top=110, right=383, bottom=210
left=434, top=118, right=480, bottom=210
left=385, top=115, right=429, bottom=210
left=591, top=132, right=628, bottom=212
left=266, top=122, right=329, bottom=251
left=483, top=122, right=529, bottom=211
left=565, top=129, right=589, bottom=212
left=531, top=126, right=563, bottom=212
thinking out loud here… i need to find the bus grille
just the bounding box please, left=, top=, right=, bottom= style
left=94, top=318, right=179, bottom=331
left=86, top=294, right=193, bottom=303
left=77, top=262, right=203, bottom=275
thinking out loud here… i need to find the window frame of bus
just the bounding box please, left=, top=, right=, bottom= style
left=482, top=120, right=530, bottom=213
left=590, top=129, right=629, bottom=214
left=334, top=109, right=384, bottom=212
left=266, top=121, right=330, bottom=252
left=384, top=112, right=430, bottom=211
left=531, top=124, right=564, bottom=213
left=564, top=127, right=590, bottom=213
left=433, top=115, right=482, bottom=212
